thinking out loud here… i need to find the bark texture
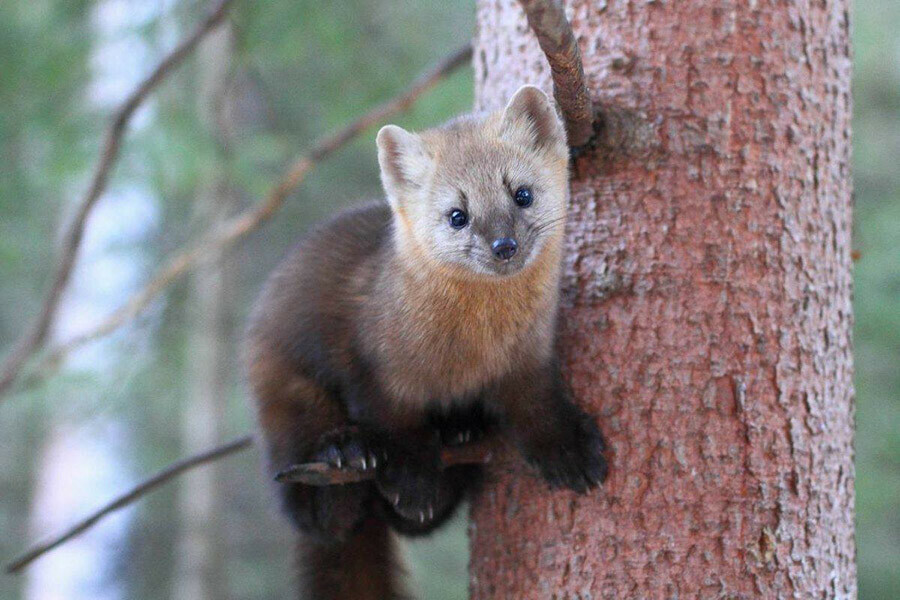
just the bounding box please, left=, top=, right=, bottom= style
left=470, top=1, right=855, bottom=598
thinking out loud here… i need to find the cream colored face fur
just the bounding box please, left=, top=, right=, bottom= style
left=377, top=85, right=569, bottom=278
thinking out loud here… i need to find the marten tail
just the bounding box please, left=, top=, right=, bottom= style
left=297, top=518, right=408, bottom=600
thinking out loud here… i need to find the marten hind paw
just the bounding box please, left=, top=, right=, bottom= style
left=310, top=429, right=383, bottom=472
left=376, top=471, right=440, bottom=524
left=375, top=447, right=443, bottom=524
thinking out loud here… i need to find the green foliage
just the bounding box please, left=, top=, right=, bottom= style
left=0, top=0, right=93, bottom=341
left=0, top=2, right=93, bottom=598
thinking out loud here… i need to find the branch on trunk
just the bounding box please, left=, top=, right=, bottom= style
left=275, top=440, right=496, bottom=486
left=4, top=435, right=254, bottom=575
left=9, top=44, right=473, bottom=396
left=0, top=0, right=236, bottom=399
left=517, top=0, right=595, bottom=147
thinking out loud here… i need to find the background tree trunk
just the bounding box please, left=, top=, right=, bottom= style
left=469, top=1, right=855, bottom=598
left=173, top=24, right=236, bottom=600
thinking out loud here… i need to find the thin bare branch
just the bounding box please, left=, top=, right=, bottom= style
left=6, top=434, right=495, bottom=573
left=16, top=44, right=473, bottom=394
left=0, top=0, right=236, bottom=398
left=5, top=435, right=253, bottom=575
left=517, top=0, right=595, bottom=147
left=275, top=440, right=496, bottom=486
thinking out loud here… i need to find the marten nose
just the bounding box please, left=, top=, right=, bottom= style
left=491, top=237, right=518, bottom=261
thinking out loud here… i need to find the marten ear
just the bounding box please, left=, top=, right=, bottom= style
left=376, top=124, right=430, bottom=207
left=500, top=85, right=567, bottom=155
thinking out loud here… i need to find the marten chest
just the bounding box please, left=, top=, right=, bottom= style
left=369, top=275, right=556, bottom=404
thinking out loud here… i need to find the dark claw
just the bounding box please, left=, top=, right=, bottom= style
left=320, top=444, right=344, bottom=469
left=311, top=429, right=382, bottom=472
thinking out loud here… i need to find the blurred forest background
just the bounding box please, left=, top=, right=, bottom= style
left=0, top=1, right=896, bottom=599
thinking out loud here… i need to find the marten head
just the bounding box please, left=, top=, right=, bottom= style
left=376, top=85, right=569, bottom=278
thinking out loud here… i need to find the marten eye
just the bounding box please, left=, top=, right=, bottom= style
left=448, top=209, right=468, bottom=229
left=514, top=186, right=533, bottom=208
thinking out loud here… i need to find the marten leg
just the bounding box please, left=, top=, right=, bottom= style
left=251, top=361, right=371, bottom=541
left=338, top=370, right=451, bottom=527
left=366, top=404, right=488, bottom=535
left=487, top=359, right=608, bottom=492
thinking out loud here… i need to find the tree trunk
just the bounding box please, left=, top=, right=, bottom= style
left=469, top=1, right=855, bottom=598
left=173, top=23, right=235, bottom=600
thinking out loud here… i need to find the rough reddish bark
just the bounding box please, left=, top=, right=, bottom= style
left=469, top=1, right=855, bottom=598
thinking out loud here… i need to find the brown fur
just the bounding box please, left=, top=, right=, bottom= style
left=362, top=225, right=562, bottom=406
left=298, top=519, right=407, bottom=600
left=245, top=86, right=606, bottom=600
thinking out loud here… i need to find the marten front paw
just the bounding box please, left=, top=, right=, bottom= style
left=310, top=429, right=383, bottom=472
left=523, top=414, right=608, bottom=493
left=375, top=444, right=443, bottom=524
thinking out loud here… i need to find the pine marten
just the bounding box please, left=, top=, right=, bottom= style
left=244, top=85, right=607, bottom=600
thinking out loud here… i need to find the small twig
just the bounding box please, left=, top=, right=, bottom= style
left=0, top=0, right=236, bottom=400
left=517, top=0, right=595, bottom=147
left=15, top=44, right=474, bottom=394
left=5, top=435, right=253, bottom=575
left=275, top=440, right=495, bottom=486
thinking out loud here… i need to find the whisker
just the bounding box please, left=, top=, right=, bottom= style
left=529, top=216, right=567, bottom=237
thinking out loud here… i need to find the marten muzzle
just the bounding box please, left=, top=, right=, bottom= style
left=491, top=237, right=518, bottom=260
